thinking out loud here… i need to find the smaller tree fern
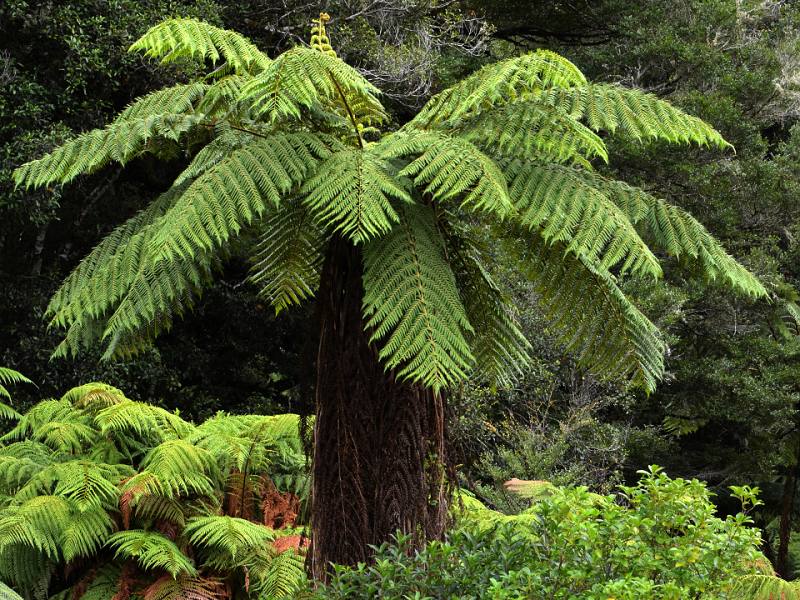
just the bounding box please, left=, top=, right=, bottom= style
left=0, top=383, right=309, bottom=599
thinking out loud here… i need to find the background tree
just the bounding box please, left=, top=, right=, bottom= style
left=13, top=14, right=763, bottom=577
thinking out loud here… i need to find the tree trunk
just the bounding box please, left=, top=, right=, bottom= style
left=777, top=435, right=800, bottom=578
left=309, top=236, right=448, bottom=582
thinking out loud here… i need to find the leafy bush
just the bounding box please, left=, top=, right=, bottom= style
left=319, top=468, right=767, bottom=599
left=0, top=382, right=309, bottom=599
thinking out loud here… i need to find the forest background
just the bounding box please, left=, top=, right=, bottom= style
left=4, top=0, right=800, bottom=577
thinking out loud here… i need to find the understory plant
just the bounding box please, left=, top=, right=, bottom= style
left=0, top=383, right=308, bottom=599
left=319, top=468, right=770, bottom=599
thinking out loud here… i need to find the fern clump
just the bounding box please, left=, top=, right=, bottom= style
left=13, top=13, right=765, bottom=394
left=0, top=383, right=309, bottom=599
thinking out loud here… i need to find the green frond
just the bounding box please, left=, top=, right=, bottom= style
left=572, top=170, right=766, bottom=297
left=729, top=574, right=800, bottom=599
left=444, top=225, right=531, bottom=385
left=254, top=550, right=306, bottom=599
left=380, top=131, right=514, bottom=218
left=0, top=496, right=71, bottom=559
left=108, top=530, right=197, bottom=578
left=117, top=82, right=208, bottom=122
left=505, top=161, right=662, bottom=278
left=302, top=149, right=411, bottom=243
left=71, top=565, right=123, bottom=600
left=13, top=113, right=204, bottom=190
left=363, top=204, right=475, bottom=392
left=0, top=581, right=22, bottom=600
left=0, top=368, right=30, bottom=412
left=184, top=516, right=274, bottom=561
left=140, top=440, right=216, bottom=497
left=249, top=200, right=326, bottom=313
left=239, top=47, right=385, bottom=124
left=173, top=126, right=251, bottom=186
left=195, top=76, right=248, bottom=119
left=61, top=505, right=115, bottom=561
left=459, top=101, right=608, bottom=166
left=61, top=382, right=128, bottom=410
left=516, top=233, right=666, bottom=392
left=129, top=18, right=270, bottom=75
left=1, top=400, right=75, bottom=444
left=150, top=132, right=334, bottom=262
left=51, top=461, right=120, bottom=510
left=410, top=49, right=586, bottom=127
left=94, top=400, right=194, bottom=441
left=0, top=442, right=54, bottom=491
left=32, top=420, right=97, bottom=454
left=537, top=83, right=730, bottom=148
left=0, top=545, right=52, bottom=597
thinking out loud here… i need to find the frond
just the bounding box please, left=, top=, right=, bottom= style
left=142, top=575, right=224, bottom=600
left=0, top=495, right=71, bottom=559
left=362, top=204, right=475, bottom=392
left=409, top=50, right=586, bottom=127
left=61, top=382, right=128, bottom=410
left=253, top=550, right=305, bottom=599
left=61, top=505, right=115, bottom=561
left=0, top=368, right=30, bottom=413
left=150, top=133, right=334, bottom=262
left=71, top=565, right=123, bottom=600
left=458, top=101, right=608, bottom=166
left=302, top=149, right=411, bottom=243
left=249, top=200, right=326, bottom=313
left=0, top=442, right=54, bottom=491
left=94, top=400, right=194, bottom=441
left=573, top=170, right=766, bottom=297
left=129, top=18, right=270, bottom=75
left=537, top=83, right=730, bottom=148
left=13, top=113, right=204, bottom=189
left=239, top=47, right=385, bottom=124
left=1, top=400, right=75, bottom=444
left=379, top=131, right=513, bottom=218
left=184, top=516, right=274, bottom=562
left=443, top=224, right=531, bottom=384
left=108, top=530, right=197, bottom=578
left=504, top=161, right=662, bottom=278
left=140, top=440, right=216, bottom=497
left=51, top=461, right=120, bottom=510
left=173, top=126, right=251, bottom=186
left=516, top=233, right=665, bottom=392
left=0, top=581, right=22, bottom=600
left=117, top=82, right=208, bottom=122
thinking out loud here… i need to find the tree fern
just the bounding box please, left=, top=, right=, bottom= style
left=129, top=18, right=270, bottom=75
left=729, top=574, right=800, bottom=599
left=185, top=516, right=274, bottom=562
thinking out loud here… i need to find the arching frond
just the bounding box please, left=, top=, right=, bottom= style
left=729, top=574, right=800, bottom=599
left=150, top=132, right=334, bottom=262
left=94, top=400, right=193, bottom=441
left=108, top=530, right=197, bottom=578
left=140, top=441, right=216, bottom=498
left=184, top=516, right=274, bottom=561
left=537, top=83, right=729, bottom=148
left=61, top=382, right=128, bottom=410
left=516, top=233, right=666, bottom=392
left=505, top=161, right=662, bottom=278
left=302, top=149, right=410, bottom=243
left=117, top=83, right=209, bottom=122
left=444, top=225, right=531, bottom=384
left=410, top=50, right=586, bottom=127
left=572, top=170, right=766, bottom=297
left=0, top=581, right=22, bottom=600
left=0, top=495, right=71, bottom=559
left=249, top=200, right=326, bottom=313
left=459, top=101, right=608, bottom=166
left=13, top=114, right=204, bottom=189
left=239, top=47, right=385, bottom=124
left=51, top=461, right=120, bottom=510
left=129, top=18, right=270, bottom=75
left=0, top=368, right=30, bottom=409
left=363, top=204, right=475, bottom=391
left=61, top=505, right=115, bottom=561
left=380, top=132, right=513, bottom=218
left=254, top=550, right=305, bottom=599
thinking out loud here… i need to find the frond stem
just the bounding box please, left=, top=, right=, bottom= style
left=328, top=74, right=364, bottom=148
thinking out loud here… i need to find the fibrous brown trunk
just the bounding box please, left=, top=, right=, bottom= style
left=309, top=236, right=448, bottom=582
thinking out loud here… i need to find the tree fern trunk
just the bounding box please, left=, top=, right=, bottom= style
left=310, top=236, right=448, bottom=582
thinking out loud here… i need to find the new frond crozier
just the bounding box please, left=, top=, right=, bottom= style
left=14, top=12, right=765, bottom=576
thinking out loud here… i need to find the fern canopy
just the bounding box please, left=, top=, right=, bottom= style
left=13, top=16, right=764, bottom=396
left=0, top=384, right=309, bottom=599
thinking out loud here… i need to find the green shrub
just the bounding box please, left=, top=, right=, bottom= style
left=319, top=468, right=766, bottom=599
left=0, top=382, right=309, bottom=599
